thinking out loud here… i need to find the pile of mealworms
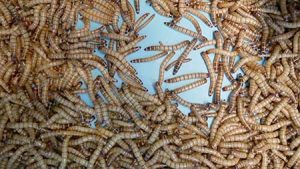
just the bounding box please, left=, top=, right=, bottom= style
left=0, top=0, right=300, bottom=168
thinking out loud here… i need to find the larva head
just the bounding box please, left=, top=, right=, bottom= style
left=164, top=22, right=173, bottom=27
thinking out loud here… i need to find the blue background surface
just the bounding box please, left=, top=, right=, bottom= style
left=76, top=0, right=241, bottom=119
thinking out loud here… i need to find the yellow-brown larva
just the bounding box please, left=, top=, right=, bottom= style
left=164, top=22, right=207, bottom=42
left=173, top=38, right=198, bottom=75
left=131, top=51, right=167, bottom=63
left=144, top=40, right=190, bottom=51
left=158, top=51, right=176, bottom=85
left=171, top=78, right=207, bottom=94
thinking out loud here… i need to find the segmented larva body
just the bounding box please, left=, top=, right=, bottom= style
left=202, top=52, right=215, bottom=96
left=144, top=40, right=189, bottom=51
left=164, top=73, right=209, bottom=83
left=173, top=38, right=197, bottom=75
left=164, top=22, right=207, bottom=41
left=158, top=51, right=176, bottom=85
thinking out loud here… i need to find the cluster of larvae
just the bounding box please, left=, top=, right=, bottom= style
left=0, top=0, right=300, bottom=168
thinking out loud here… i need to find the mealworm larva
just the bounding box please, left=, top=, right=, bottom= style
left=236, top=154, right=262, bottom=168
left=164, top=73, right=209, bottom=83
left=192, top=146, right=224, bottom=159
left=265, top=97, right=289, bottom=125
left=125, top=104, right=152, bottom=132
left=171, top=79, right=207, bottom=94
left=127, top=140, right=148, bottom=169
left=60, top=136, right=71, bottom=169
left=179, top=138, right=209, bottom=151
left=214, top=62, right=223, bottom=103
left=201, top=52, right=215, bottom=96
left=145, top=136, right=177, bottom=160
left=102, top=131, right=145, bottom=155
left=28, top=5, right=42, bottom=30
left=0, top=113, right=8, bottom=141
left=286, top=104, right=300, bottom=128
left=122, top=85, right=149, bottom=117
left=129, top=87, right=161, bottom=105
left=164, top=22, right=207, bottom=41
left=271, top=29, right=298, bottom=43
left=7, top=144, right=34, bottom=168
left=211, top=156, right=240, bottom=167
left=213, top=31, right=223, bottom=72
left=145, top=40, right=189, bottom=51
left=222, top=143, right=252, bottom=151
left=211, top=122, right=241, bottom=149
left=194, top=40, right=216, bottom=50
left=182, top=13, right=202, bottom=33
left=251, top=120, right=292, bottom=132
left=163, top=145, right=178, bottom=162
left=0, top=1, right=12, bottom=24
left=224, top=130, right=258, bottom=142
left=237, top=96, right=251, bottom=130
left=173, top=38, right=197, bottom=75
left=6, top=122, right=39, bottom=129
left=254, top=131, right=279, bottom=140
left=165, top=58, right=192, bottom=71
left=178, top=118, right=207, bottom=138
left=131, top=51, right=168, bottom=63
left=159, top=156, right=196, bottom=169
left=210, top=102, right=227, bottom=142
left=87, top=142, right=103, bottom=169
left=158, top=51, right=176, bottom=85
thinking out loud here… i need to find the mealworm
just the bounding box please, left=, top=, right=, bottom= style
left=179, top=138, right=209, bottom=151
left=102, top=131, right=144, bottom=155
left=237, top=97, right=251, bottom=130
left=193, top=40, right=216, bottom=50
left=210, top=103, right=227, bottom=142
left=7, top=144, right=34, bottom=168
left=211, top=122, right=241, bottom=149
left=164, top=22, right=207, bottom=41
left=131, top=51, right=167, bottom=63
left=214, top=62, right=223, bottom=103
left=211, top=156, right=240, bottom=167
left=165, top=58, right=192, bottom=71
left=145, top=40, right=189, bottom=51
left=251, top=120, right=292, bottom=132
left=164, top=73, right=209, bottom=83
left=145, top=136, right=177, bottom=160
left=171, top=79, right=207, bottom=94
left=173, top=38, right=197, bottom=74
left=158, top=51, right=176, bottom=85
left=202, top=52, right=215, bottom=96
left=159, top=156, right=195, bottom=169
left=124, top=104, right=152, bottom=132
left=236, top=154, right=262, bottom=168
left=127, top=140, right=148, bottom=169
left=182, top=13, right=202, bottom=33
